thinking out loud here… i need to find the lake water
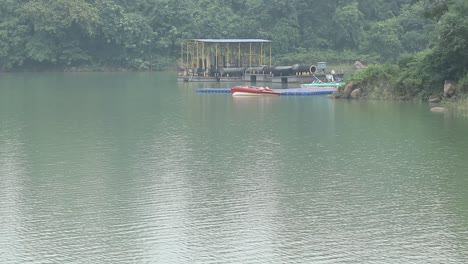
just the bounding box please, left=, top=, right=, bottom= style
left=1, top=72, right=467, bottom=263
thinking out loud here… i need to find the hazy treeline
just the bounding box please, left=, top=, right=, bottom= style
left=0, top=0, right=441, bottom=71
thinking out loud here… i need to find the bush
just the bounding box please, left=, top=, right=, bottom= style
left=395, top=51, right=440, bottom=99
left=457, top=72, right=468, bottom=93
left=348, top=64, right=399, bottom=99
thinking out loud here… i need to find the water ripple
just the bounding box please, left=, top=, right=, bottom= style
left=1, top=75, right=468, bottom=263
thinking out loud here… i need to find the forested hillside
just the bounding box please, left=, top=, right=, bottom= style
left=0, top=0, right=437, bottom=71
left=343, top=0, right=468, bottom=100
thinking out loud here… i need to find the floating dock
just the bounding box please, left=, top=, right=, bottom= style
left=195, top=88, right=336, bottom=96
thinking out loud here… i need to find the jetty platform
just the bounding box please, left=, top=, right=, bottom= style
left=195, top=88, right=336, bottom=96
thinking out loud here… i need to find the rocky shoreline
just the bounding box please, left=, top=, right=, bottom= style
left=329, top=78, right=467, bottom=115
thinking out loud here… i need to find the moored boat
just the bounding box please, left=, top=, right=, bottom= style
left=300, top=81, right=345, bottom=89
left=230, top=86, right=280, bottom=96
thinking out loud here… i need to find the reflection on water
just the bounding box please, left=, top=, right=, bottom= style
left=0, top=72, right=467, bottom=263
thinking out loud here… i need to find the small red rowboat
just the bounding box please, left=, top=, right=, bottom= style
left=230, top=86, right=280, bottom=96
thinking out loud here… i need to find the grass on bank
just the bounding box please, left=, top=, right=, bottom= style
left=442, top=95, right=468, bottom=117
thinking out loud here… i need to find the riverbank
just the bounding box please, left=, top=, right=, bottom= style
left=440, top=96, right=468, bottom=117
left=329, top=62, right=468, bottom=116
left=332, top=64, right=466, bottom=100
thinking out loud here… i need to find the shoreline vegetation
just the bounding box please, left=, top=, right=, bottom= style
left=329, top=63, right=468, bottom=116
left=326, top=0, right=468, bottom=117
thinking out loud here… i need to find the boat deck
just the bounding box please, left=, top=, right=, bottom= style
left=195, top=88, right=337, bottom=96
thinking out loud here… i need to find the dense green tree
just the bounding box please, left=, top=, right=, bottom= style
left=428, top=0, right=468, bottom=81
left=295, top=0, right=355, bottom=49
left=347, top=0, right=467, bottom=99
left=145, top=0, right=195, bottom=56
left=417, top=0, right=453, bottom=20
left=398, top=3, right=433, bottom=53
left=19, top=0, right=99, bottom=66
left=334, top=1, right=363, bottom=50
left=360, top=18, right=403, bottom=62
left=0, top=0, right=444, bottom=71
left=92, top=0, right=155, bottom=68
left=0, top=1, right=28, bottom=69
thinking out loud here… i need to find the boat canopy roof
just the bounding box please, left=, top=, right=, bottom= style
left=189, top=39, right=272, bottom=43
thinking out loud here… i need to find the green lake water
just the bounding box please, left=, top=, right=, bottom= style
left=1, top=72, right=467, bottom=263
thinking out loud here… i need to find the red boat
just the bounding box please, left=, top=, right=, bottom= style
left=230, top=86, right=280, bottom=96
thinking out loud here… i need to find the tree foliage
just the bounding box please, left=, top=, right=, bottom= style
left=360, top=18, right=403, bottom=62
left=0, top=0, right=460, bottom=74
left=346, top=0, right=468, bottom=99
left=429, top=0, right=468, bottom=81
